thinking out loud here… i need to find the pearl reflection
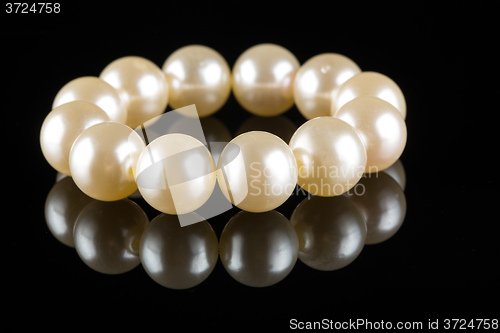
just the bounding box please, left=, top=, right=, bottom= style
left=73, top=199, right=149, bottom=274
left=346, top=171, right=407, bottom=244
left=291, top=195, right=366, bottom=271
left=139, top=213, right=218, bottom=289
left=219, top=210, right=299, bottom=287
left=44, top=134, right=406, bottom=289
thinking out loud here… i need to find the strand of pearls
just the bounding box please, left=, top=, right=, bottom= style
left=40, top=43, right=407, bottom=214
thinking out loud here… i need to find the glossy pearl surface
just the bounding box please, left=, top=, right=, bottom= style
left=217, top=131, right=298, bottom=212
left=291, top=195, right=366, bottom=271
left=140, top=213, right=218, bottom=289
left=219, top=210, right=298, bottom=287
left=135, top=133, right=216, bottom=215
left=69, top=122, right=145, bottom=201
left=293, top=53, right=361, bottom=119
left=162, top=45, right=231, bottom=117
left=335, top=96, right=407, bottom=173
left=346, top=172, right=406, bottom=244
left=232, top=43, right=299, bottom=116
left=289, top=117, right=367, bottom=196
left=332, top=71, right=406, bottom=118
left=73, top=199, right=149, bottom=274
left=44, top=176, right=95, bottom=247
left=52, top=76, right=127, bottom=124
left=40, top=101, right=110, bottom=175
left=100, top=56, right=169, bottom=129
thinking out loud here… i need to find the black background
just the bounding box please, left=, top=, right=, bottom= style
left=3, top=2, right=498, bottom=330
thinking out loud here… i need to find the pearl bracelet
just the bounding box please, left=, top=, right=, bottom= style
left=40, top=43, right=407, bottom=217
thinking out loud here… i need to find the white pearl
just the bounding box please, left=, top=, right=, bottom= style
left=69, top=122, right=145, bottom=201
left=135, top=133, right=216, bottom=215
left=217, top=131, right=298, bottom=212
left=53, top=76, right=127, bottom=124
left=40, top=101, right=109, bottom=175
left=293, top=53, right=360, bottom=119
left=289, top=117, right=367, bottom=196
left=334, top=96, right=407, bottom=172
left=232, top=43, right=300, bottom=116
left=332, top=71, right=406, bottom=119
left=162, top=45, right=231, bottom=117
left=100, top=56, right=169, bottom=129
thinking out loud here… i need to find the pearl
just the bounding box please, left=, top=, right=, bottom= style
left=162, top=45, right=231, bottom=117
left=135, top=133, right=216, bottom=215
left=217, top=131, right=298, bottom=212
left=293, top=53, right=361, bottom=120
left=69, top=122, right=145, bottom=201
left=219, top=210, right=298, bottom=287
left=52, top=76, right=127, bottom=124
left=345, top=172, right=406, bottom=244
left=332, top=71, right=406, bottom=118
left=139, top=213, right=218, bottom=289
left=334, top=96, right=407, bottom=173
left=289, top=117, right=367, bottom=196
left=232, top=43, right=299, bottom=116
left=40, top=101, right=110, bottom=175
left=73, top=199, right=148, bottom=274
left=291, top=195, right=366, bottom=271
left=44, top=176, right=95, bottom=247
left=100, top=56, right=169, bottom=129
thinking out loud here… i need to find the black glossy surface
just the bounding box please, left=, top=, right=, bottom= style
left=5, top=3, right=497, bottom=329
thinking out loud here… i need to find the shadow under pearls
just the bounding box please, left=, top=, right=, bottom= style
left=43, top=158, right=406, bottom=289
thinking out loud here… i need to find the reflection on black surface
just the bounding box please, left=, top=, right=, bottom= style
left=140, top=213, right=218, bottom=289
left=44, top=160, right=406, bottom=288
left=74, top=199, right=149, bottom=274
left=45, top=176, right=94, bottom=247
left=345, top=171, right=406, bottom=245
left=220, top=210, right=298, bottom=287
left=291, top=195, right=366, bottom=271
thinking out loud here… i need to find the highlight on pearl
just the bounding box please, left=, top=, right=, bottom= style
left=40, top=100, right=110, bottom=175
left=293, top=53, right=361, bottom=120
left=100, top=56, right=169, bottom=129
left=289, top=117, right=367, bottom=197
left=52, top=76, right=127, bottom=124
left=232, top=43, right=300, bottom=116
left=334, top=96, right=407, bottom=172
left=162, top=45, right=231, bottom=117
left=69, top=121, right=145, bottom=201
left=135, top=133, right=217, bottom=215
left=217, top=131, right=298, bottom=212
left=332, top=71, right=406, bottom=119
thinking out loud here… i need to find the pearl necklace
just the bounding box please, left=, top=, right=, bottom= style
left=40, top=43, right=407, bottom=216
